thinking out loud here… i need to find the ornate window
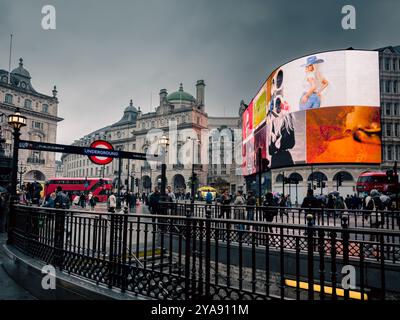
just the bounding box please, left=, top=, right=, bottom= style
left=42, top=104, right=49, bottom=113
left=5, top=94, right=13, bottom=104
left=24, top=99, right=32, bottom=109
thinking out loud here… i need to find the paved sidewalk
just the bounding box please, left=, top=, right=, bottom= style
left=0, top=233, right=36, bottom=300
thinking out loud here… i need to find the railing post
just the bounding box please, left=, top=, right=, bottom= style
left=53, top=210, right=65, bottom=269
left=306, top=214, right=314, bottom=300
left=185, top=207, right=192, bottom=299
left=341, top=215, right=350, bottom=300
left=121, top=213, right=129, bottom=293
left=205, top=208, right=211, bottom=298
left=108, top=214, right=115, bottom=289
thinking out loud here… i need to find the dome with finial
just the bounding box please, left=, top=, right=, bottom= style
left=112, top=99, right=139, bottom=127
left=124, top=99, right=138, bottom=113
left=166, top=83, right=196, bottom=103
left=11, top=58, right=31, bottom=79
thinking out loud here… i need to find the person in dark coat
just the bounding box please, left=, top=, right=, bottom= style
left=301, top=189, right=321, bottom=225
left=262, top=192, right=278, bottom=233
left=129, top=192, right=137, bottom=213
left=219, top=190, right=231, bottom=219
left=149, top=187, right=161, bottom=214
left=268, top=113, right=295, bottom=168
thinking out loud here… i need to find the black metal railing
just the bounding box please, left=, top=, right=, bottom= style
left=10, top=204, right=400, bottom=300
left=160, top=202, right=400, bottom=231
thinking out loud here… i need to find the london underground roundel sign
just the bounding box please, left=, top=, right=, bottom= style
left=88, top=140, right=114, bottom=165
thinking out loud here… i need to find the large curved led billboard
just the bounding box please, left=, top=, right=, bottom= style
left=242, top=49, right=381, bottom=174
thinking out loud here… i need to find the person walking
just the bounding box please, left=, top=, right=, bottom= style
left=233, top=190, right=246, bottom=231
left=79, top=192, right=86, bottom=209
left=205, top=189, right=213, bottom=215
left=246, top=191, right=256, bottom=230
left=301, top=188, right=321, bottom=226
left=149, top=187, right=161, bottom=214
left=108, top=193, right=117, bottom=213
left=262, top=192, right=278, bottom=234
left=167, top=186, right=176, bottom=202
left=88, top=192, right=96, bottom=211
left=219, top=190, right=231, bottom=219
left=129, top=192, right=137, bottom=213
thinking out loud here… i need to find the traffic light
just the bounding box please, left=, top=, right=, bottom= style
left=135, top=178, right=139, bottom=187
left=283, top=177, right=290, bottom=184
left=261, top=159, right=270, bottom=172
left=317, top=180, right=321, bottom=188
left=337, top=173, right=342, bottom=187
left=125, top=179, right=128, bottom=185
left=387, top=169, right=394, bottom=182
left=322, top=181, right=326, bottom=188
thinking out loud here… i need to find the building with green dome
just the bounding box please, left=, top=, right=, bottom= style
left=62, top=79, right=244, bottom=195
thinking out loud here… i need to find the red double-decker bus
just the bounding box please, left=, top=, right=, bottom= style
left=356, top=171, right=394, bottom=194
left=44, top=178, right=113, bottom=202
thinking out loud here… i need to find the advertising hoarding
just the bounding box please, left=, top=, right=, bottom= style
left=242, top=49, right=381, bottom=174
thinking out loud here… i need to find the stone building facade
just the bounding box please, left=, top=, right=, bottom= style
left=207, top=116, right=244, bottom=194
left=0, top=58, right=62, bottom=182
left=62, top=81, right=222, bottom=194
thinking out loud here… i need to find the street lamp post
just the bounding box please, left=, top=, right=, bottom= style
left=116, top=147, right=122, bottom=210
left=187, top=137, right=200, bottom=204
left=6, top=108, right=27, bottom=244
left=158, top=135, right=169, bottom=200
left=257, top=147, right=262, bottom=205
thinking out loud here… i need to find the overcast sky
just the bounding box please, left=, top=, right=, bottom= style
left=0, top=0, right=399, bottom=145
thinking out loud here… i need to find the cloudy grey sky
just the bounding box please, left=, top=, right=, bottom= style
left=0, top=0, right=399, bottom=145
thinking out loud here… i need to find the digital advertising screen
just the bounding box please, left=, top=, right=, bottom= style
left=242, top=49, right=381, bottom=174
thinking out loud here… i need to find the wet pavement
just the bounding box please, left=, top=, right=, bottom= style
left=0, top=233, right=36, bottom=300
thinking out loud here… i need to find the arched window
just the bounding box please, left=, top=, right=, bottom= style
left=289, top=172, right=303, bottom=183
left=333, top=171, right=353, bottom=181
left=308, top=171, right=328, bottom=181
left=276, top=174, right=284, bottom=182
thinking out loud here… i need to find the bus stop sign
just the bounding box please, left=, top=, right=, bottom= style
left=88, top=140, right=114, bottom=165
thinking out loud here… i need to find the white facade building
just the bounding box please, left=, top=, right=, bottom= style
left=0, top=58, right=63, bottom=182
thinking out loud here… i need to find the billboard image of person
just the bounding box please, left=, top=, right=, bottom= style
left=254, top=124, right=267, bottom=172
left=298, top=55, right=329, bottom=110
left=266, top=111, right=306, bottom=168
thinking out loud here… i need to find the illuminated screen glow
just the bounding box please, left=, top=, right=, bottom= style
left=242, top=49, right=381, bottom=174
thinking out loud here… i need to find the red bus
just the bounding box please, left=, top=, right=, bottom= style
left=356, top=171, right=394, bottom=194
left=44, top=178, right=113, bottom=202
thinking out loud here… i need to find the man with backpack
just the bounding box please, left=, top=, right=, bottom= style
left=364, top=189, right=385, bottom=229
